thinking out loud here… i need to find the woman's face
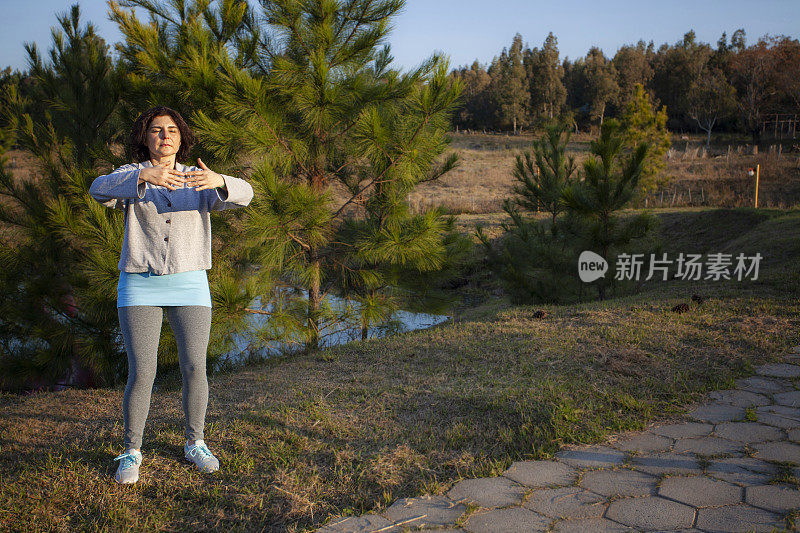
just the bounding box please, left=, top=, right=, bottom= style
left=146, top=115, right=181, bottom=160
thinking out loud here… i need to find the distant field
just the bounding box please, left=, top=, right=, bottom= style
left=409, top=132, right=800, bottom=214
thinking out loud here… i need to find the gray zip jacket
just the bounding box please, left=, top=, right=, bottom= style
left=89, top=160, right=254, bottom=275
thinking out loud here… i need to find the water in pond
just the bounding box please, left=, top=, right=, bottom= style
left=219, top=292, right=449, bottom=368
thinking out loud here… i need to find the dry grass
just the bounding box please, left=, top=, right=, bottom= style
left=407, top=133, right=800, bottom=214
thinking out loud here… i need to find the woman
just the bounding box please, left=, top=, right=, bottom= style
left=90, top=106, right=253, bottom=484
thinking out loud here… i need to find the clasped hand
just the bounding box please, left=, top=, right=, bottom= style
left=140, top=158, right=225, bottom=191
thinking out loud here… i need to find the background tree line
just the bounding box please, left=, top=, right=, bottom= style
left=452, top=30, right=800, bottom=145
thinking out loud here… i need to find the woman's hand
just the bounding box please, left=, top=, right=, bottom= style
left=138, top=166, right=187, bottom=191
left=183, top=158, right=226, bottom=191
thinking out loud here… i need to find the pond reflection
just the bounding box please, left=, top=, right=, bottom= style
left=217, top=292, right=449, bottom=369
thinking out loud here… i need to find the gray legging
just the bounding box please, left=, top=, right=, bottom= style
left=118, top=305, right=212, bottom=450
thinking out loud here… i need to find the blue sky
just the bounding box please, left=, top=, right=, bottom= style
left=1, top=0, right=798, bottom=72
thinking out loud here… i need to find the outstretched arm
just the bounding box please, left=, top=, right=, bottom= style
left=89, top=164, right=145, bottom=208
left=89, top=164, right=189, bottom=208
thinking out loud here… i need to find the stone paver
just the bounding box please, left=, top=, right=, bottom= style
left=650, top=422, right=713, bottom=439
left=752, top=440, right=800, bottom=463
left=630, top=453, right=702, bottom=476
left=756, top=363, right=800, bottom=378
left=775, top=390, right=800, bottom=407
left=382, top=495, right=466, bottom=528
left=502, top=460, right=576, bottom=488
left=705, top=457, right=777, bottom=486
left=695, top=504, right=782, bottom=532
left=672, top=435, right=743, bottom=455
left=317, top=514, right=396, bottom=533
left=448, top=477, right=526, bottom=508
left=605, top=497, right=695, bottom=530
left=323, top=363, right=800, bottom=533
left=687, top=403, right=746, bottom=423
left=708, top=389, right=771, bottom=407
left=612, top=433, right=673, bottom=453
left=580, top=468, right=657, bottom=497
left=551, top=517, right=631, bottom=532
left=658, top=475, right=742, bottom=507
left=714, top=422, right=783, bottom=443
left=736, top=376, right=790, bottom=394
left=555, top=446, right=626, bottom=469
left=746, top=484, right=800, bottom=513
left=463, top=507, right=548, bottom=533
left=523, top=486, right=606, bottom=519
left=756, top=404, right=800, bottom=429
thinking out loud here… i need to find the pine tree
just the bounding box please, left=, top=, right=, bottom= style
left=477, top=123, right=579, bottom=303
left=509, top=123, right=576, bottom=231
left=477, top=207, right=579, bottom=304
left=0, top=6, right=127, bottom=389
left=562, top=120, right=657, bottom=300
left=110, top=0, right=260, bottom=123
left=619, top=84, right=670, bottom=193
left=180, top=0, right=464, bottom=349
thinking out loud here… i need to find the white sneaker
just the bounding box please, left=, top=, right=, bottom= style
left=184, top=440, right=220, bottom=473
left=114, top=449, right=142, bottom=484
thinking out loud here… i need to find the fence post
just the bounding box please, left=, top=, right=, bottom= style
left=755, top=164, right=760, bottom=208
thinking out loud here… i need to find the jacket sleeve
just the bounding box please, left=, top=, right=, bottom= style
left=89, top=164, right=146, bottom=209
left=207, top=173, right=254, bottom=211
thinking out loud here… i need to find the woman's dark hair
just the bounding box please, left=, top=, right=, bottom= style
left=129, top=106, right=196, bottom=162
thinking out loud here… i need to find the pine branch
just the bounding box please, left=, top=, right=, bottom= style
left=243, top=307, right=273, bottom=315
left=332, top=114, right=430, bottom=220
left=253, top=111, right=311, bottom=178
left=287, top=231, right=312, bottom=251
left=330, top=0, right=375, bottom=68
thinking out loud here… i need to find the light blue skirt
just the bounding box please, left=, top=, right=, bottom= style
left=117, top=270, right=212, bottom=308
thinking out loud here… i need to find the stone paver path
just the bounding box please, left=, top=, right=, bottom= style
left=318, top=353, right=800, bottom=532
